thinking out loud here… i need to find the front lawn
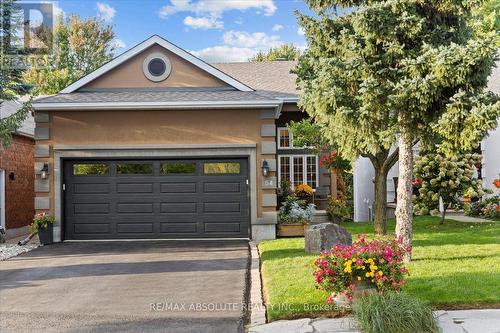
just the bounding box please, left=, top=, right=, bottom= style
left=259, top=216, right=500, bottom=321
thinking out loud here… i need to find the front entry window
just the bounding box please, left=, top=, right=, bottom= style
left=279, top=155, right=318, bottom=188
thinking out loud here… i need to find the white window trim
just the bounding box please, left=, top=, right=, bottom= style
left=277, top=154, right=319, bottom=189
left=277, top=127, right=294, bottom=149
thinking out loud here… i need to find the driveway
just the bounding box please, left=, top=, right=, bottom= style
left=0, top=240, right=249, bottom=333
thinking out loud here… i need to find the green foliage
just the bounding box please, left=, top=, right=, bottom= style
left=0, top=0, right=33, bottom=147
left=296, top=0, right=499, bottom=159
left=473, top=0, right=500, bottom=47
left=23, top=15, right=116, bottom=95
left=352, top=292, right=439, bottom=333
left=413, top=153, right=484, bottom=215
left=326, top=197, right=351, bottom=221
left=250, top=43, right=301, bottom=62
left=30, top=213, right=56, bottom=234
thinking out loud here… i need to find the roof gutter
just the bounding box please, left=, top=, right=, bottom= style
left=32, top=100, right=282, bottom=111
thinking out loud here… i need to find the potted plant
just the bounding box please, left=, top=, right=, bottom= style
left=31, top=213, right=56, bottom=245
left=313, top=235, right=410, bottom=305
left=277, top=194, right=315, bottom=237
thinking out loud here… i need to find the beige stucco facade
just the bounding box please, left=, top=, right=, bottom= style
left=82, top=44, right=229, bottom=90
left=34, top=108, right=278, bottom=240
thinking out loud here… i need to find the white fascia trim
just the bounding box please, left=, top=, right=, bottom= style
left=60, top=35, right=254, bottom=93
left=32, top=100, right=281, bottom=111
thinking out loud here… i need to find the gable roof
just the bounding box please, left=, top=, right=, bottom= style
left=212, top=61, right=298, bottom=99
left=60, top=35, right=254, bottom=93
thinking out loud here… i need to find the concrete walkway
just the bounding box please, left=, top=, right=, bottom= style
left=247, top=309, right=500, bottom=333
left=447, top=214, right=494, bottom=223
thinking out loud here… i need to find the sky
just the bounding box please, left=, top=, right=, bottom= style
left=52, top=0, right=315, bottom=62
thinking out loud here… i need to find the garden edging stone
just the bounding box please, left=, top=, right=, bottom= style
left=248, top=241, right=266, bottom=327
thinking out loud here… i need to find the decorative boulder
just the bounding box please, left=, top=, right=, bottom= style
left=305, top=223, right=352, bottom=254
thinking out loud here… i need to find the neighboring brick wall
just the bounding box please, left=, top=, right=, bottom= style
left=0, top=134, right=35, bottom=229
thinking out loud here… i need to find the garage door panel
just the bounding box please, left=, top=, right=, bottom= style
left=203, top=202, right=241, bottom=213
left=160, top=182, right=197, bottom=193
left=160, top=202, right=197, bottom=213
left=116, top=183, right=154, bottom=193
left=116, top=223, right=154, bottom=234
left=204, top=222, right=241, bottom=233
left=73, top=203, right=110, bottom=215
left=203, top=182, right=241, bottom=193
left=73, top=183, right=110, bottom=194
left=74, top=223, right=110, bottom=234
left=64, top=158, right=249, bottom=239
left=116, top=203, right=154, bottom=214
left=160, top=222, right=198, bottom=234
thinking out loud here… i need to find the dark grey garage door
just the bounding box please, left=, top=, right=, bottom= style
left=63, top=158, right=249, bottom=239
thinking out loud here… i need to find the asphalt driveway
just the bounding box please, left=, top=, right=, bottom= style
left=0, top=240, right=249, bottom=333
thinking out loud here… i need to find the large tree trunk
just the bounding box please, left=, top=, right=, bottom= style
left=373, top=166, right=388, bottom=235
left=395, top=117, right=414, bottom=262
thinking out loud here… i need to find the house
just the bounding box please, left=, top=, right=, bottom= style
left=0, top=100, right=35, bottom=238
left=31, top=35, right=331, bottom=242
left=353, top=60, right=500, bottom=221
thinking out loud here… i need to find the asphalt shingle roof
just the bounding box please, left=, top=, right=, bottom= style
left=34, top=89, right=276, bottom=104
left=212, top=61, right=298, bottom=97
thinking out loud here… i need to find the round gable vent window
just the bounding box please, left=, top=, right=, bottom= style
left=143, top=53, right=171, bottom=82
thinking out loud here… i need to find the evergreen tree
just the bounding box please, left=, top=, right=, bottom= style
left=296, top=0, right=499, bottom=260
left=0, top=0, right=32, bottom=147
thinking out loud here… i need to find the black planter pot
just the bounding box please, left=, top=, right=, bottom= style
left=38, top=224, right=53, bottom=245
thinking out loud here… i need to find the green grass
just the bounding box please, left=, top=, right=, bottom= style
left=258, top=216, right=500, bottom=321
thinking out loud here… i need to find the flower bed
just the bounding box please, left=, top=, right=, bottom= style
left=313, top=235, right=410, bottom=303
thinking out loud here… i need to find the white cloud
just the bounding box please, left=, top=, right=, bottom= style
left=297, top=26, right=305, bottom=36
left=159, top=0, right=277, bottom=18
left=97, top=2, right=116, bottom=22
left=191, top=29, right=295, bottom=62
left=183, top=15, right=223, bottom=29
left=191, top=46, right=257, bottom=62
left=112, top=38, right=126, bottom=49
left=222, top=30, right=281, bottom=48
left=271, top=24, right=283, bottom=32
left=234, top=17, right=243, bottom=25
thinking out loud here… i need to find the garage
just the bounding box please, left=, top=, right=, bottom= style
left=63, top=158, right=249, bottom=240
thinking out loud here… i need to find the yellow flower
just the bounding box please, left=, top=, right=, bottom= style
left=365, top=272, right=370, bottom=277
left=357, top=276, right=362, bottom=281
left=378, top=271, right=383, bottom=276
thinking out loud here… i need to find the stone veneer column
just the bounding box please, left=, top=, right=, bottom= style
left=252, top=109, right=278, bottom=241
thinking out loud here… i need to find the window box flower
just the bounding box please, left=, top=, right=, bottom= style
left=277, top=195, right=315, bottom=237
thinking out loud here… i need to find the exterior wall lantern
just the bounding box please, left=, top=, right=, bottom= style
left=40, top=163, right=49, bottom=179
left=261, top=160, right=270, bottom=177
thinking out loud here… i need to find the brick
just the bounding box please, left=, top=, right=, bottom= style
left=0, top=134, right=35, bottom=229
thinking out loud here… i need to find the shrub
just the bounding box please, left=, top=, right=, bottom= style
left=313, top=235, right=409, bottom=303
left=295, top=183, right=314, bottom=203
left=30, top=212, right=56, bottom=234
left=326, top=198, right=351, bottom=221
left=278, top=195, right=315, bottom=224
left=353, top=292, right=439, bottom=333
left=413, top=153, right=484, bottom=221
left=464, top=195, right=500, bottom=219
